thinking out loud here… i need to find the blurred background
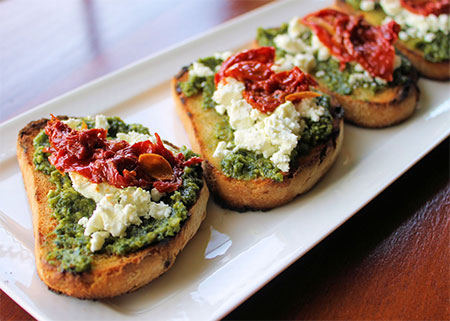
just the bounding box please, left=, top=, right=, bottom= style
left=0, top=0, right=272, bottom=122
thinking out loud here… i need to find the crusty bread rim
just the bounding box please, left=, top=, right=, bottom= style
left=17, top=118, right=209, bottom=299
left=334, top=0, right=450, bottom=81
left=172, top=70, right=344, bottom=211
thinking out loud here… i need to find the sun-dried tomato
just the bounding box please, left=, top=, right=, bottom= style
left=400, top=0, right=449, bottom=16
left=215, top=47, right=317, bottom=113
left=302, top=9, right=400, bottom=81
left=44, top=116, right=202, bottom=193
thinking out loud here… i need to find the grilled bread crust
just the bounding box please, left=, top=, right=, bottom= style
left=172, top=70, right=344, bottom=211
left=335, top=0, right=450, bottom=81
left=17, top=118, right=209, bottom=299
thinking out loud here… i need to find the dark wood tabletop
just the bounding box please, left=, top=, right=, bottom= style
left=1, top=1, right=449, bottom=320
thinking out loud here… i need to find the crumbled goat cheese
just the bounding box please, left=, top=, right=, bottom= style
left=212, top=78, right=325, bottom=172
left=297, top=98, right=325, bottom=122
left=95, top=114, right=110, bottom=130
left=89, top=231, right=110, bottom=252
left=380, top=0, right=449, bottom=41
left=63, top=118, right=84, bottom=129
left=360, top=0, right=375, bottom=11
left=190, top=61, right=214, bottom=77
left=70, top=172, right=171, bottom=252
left=272, top=17, right=332, bottom=73
left=212, top=141, right=231, bottom=159
left=63, top=115, right=109, bottom=130
left=214, top=51, right=232, bottom=61
left=117, top=131, right=154, bottom=145
left=150, top=188, right=165, bottom=202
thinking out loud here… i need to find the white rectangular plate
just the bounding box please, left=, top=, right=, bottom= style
left=1, top=0, right=449, bottom=320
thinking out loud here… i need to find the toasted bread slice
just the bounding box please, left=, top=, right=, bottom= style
left=335, top=0, right=450, bottom=81
left=172, top=70, right=344, bottom=211
left=17, top=118, right=209, bottom=299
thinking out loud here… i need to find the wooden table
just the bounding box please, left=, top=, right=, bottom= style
left=1, top=1, right=448, bottom=320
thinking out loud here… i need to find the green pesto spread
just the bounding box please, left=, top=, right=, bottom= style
left=257, top=24, right=414, bottom=96
left=179, top=56, right=224, bottom=109
left=256, top=23, right=289, bottom=57
left=221, top=150, right=284, bottom=182
left=407, top=31, right=450, bottom=62
left=33, top=117, right=203, bottom=273
left=346, top=0, right=362, bottom=10
left=314, top=55, right=413, bottom=95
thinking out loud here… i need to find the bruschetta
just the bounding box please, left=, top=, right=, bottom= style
left=17, top=115, right=209, bottom=299
left=172, top=47, right=344, bottom=211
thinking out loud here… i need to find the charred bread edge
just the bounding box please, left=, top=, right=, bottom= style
left=335, top=0, right=450, bottom=81
left=172, top=70, right=344, bottom=211
left=17, top=117, right=209, bottom=299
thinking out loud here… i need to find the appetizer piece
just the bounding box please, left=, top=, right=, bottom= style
left=256, top=8, right=420, bottom=127
left=336, top=0, right=450, bottom=80
left=172, top=47, right=343, bottom=211
left=17, top=115, right=209, bottom=299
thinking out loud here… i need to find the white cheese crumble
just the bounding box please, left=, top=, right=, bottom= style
left=63, top=115, right=110, bottom=130
left=117, top=131, right=154, bottom=144
left=288, top=16, right=307, bottom=38
left=272, top=17, right=332, bottom=73
left=297, top=98, right=325, bottom=122
left=380, top=0, right=449, bottom=42
left=90, top=231, right=110, bottom=252
left=70, top=172, right=171, bottom=252
left=190, top=52, right=232, bottom=77
left=212, top=141, right=231, bottom=159
left=214, top=51, right=232, bottom=61
left=150, top=187, right=165, bottom=202
left=94, top=114, right=110, bottom=130
left=63, top=118, right=83, bottom=129
left=360, top=0, right=375, bottom=11
left=190, top=61, right=214, bottom=77
left=273, top=52, right=317, bottom=73
left=212, top=77, right=326, bottom=172
left=315, top=70, right=325, bottom=77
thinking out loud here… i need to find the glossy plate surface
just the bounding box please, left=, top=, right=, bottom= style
left=1, top=0, right=449, bottom=320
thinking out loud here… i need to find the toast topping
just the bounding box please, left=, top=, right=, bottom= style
left=32, top=116, right=205, bottom=271
left=212, top=77, right=327, bottom=172
left=178, top=53, right=336, bottom=181
left=71, top=172, right=172, bottom=252
left=209, top=48, right=334, bottom=173
left=257, top=16, right=414, bottom=96
left=302, top=9, right=400, bottom=81
left=216, top=47, right=317, bottom=113
left=44, top=116, right=201, bottom=193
